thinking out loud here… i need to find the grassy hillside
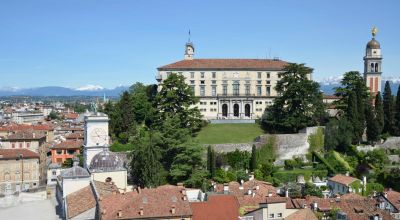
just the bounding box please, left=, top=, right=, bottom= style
left=195, top=123, right=264, bottom=144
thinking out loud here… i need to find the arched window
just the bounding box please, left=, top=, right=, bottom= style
left=371, top=63, right=374, bottom=72
left=375, top=63, right=379, bottom=72
left=222, top=104, right=228, bottom=117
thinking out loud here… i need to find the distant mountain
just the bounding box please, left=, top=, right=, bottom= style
left=0, top=85, right=129, bottom=97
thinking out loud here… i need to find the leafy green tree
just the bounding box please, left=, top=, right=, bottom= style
left=48, top=111, right=59, bottom=120
left=303, top=182, right=323, bottom=197
left=130, top=132, right=165, bottom=188
left=130, top=83, right=156, bottom=125
left=261, top=63, right=325, bottom=133
left=226, top=150, right=250, bottom=170
left=156, top=73, right=203, bottom=134
left=375, top=92, right=384, bottom=135
left=62, top=158, right=73, bottom=168
left=324, top=118, right=353, bottom=152
left=250, top=145, right=257, bottom=171
left=169, top=142, right=204, bottom=183
left=366, top=149, right=388, bottom=170
left=207, top=145, right=216, bottom=178
left=365, top=100, right=380, bottom=144
left=366, top=182, right=384, bottom=196
left=184, top=169, right=209, bottom=188
left=334, top=71, right=369, bottom=110
left=383, top=81, right=395, bottom=135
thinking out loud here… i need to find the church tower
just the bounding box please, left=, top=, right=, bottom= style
left=83, top=112, right=109, bottom=168
left=364, top=27, right=382, bottom=95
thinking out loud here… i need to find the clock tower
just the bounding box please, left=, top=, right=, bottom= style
left=364, top=26, right=382, bottom=95
left=83, top=112, right=109, bottom=168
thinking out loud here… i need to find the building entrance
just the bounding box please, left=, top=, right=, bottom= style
left=233, top=104, right=239, bottom=117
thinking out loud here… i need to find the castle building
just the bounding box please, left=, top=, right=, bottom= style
left=364, top=27, right=382, bottom=95
left=157, top=42, right=301, bottom=120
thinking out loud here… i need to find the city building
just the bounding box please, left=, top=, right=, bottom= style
left=364, top=27, right=383, bottom=95
left=327, top=174, right=363, bottom=195
left=11, top=110, right=45, bottom=124
left=190, top=195, right=239, bottom=220
left=50, top=140, right=82, bottom=164
left=47, top=163, right=62, bottom=186
left=157, top=42, right=299, bottom=120
left=378, top=190, right=400, bottom=219
left=0, top=149, right=40, bottom=195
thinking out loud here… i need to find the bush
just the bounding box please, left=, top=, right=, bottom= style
left=256, top=136, right=276, bottom=165
left=284, top=160, right=298, bottom=170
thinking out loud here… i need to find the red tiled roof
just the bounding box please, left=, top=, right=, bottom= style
left=329, top=174, right=359, bottom=186
left=67, top=181, right=119, bottom=219
left=191, top=195, right=239, bottom=220
left=65, top=132, right=84, bottom=140
left=323, top=95, right=340, bottom=99
left=215, top=180, right=277, bottom=210
left=158, top=59, right=288, bottom=70
left=0, top=124, right=53, bottom=131
left=100, top=185, right=192, bottom=220
left=53, top=140, right=83, bottom=149
left=386, top=190, right=400, bottom=211
left=64, top=113, right=79, bottom=120
left=285, top=208, right=318, bottom=220
left=0, top=149, right=40, bottom=159
left=5, top=130, right=46, bottom=140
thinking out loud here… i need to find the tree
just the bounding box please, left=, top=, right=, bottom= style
left=383, top=81, right=395, bottom=135
left=347, top=91, right=361, bottom=143
left=207, top=146, right=216, bottom=178
left=375, top=92, right=384, bottom=135
left=169, top=142, right=204, bottom=183
left=130, top=83, right=156, bottom=125
left=130, top=132, right=165, bottom=188
left=48, top=110, right=59, bottom=120
left=334, top=71, right=369, bottom=110
left=250, top=144, right=257, bottom=172
left=156, top=73, right=203, bottom=135
left=324, top=118, right=353, bottom=152
left=261, top=63, right=325, bottom=133
left=365, top=101, right=380, bottom=144
left=395, top=85, right=400, bottom=135
left=303, top=182, right=323, bottom=197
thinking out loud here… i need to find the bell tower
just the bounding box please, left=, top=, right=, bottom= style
left=364, top=27, right=382, bottom=95
left=184, top=42, right=195, bottom=60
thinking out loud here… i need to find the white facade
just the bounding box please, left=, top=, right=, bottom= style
left=156, top=43, right=300, bottom=120
left=364, top=27, right=382, bottom=95
left=83, top=113, right=109, bottom=168
left=11, top=111, right=45, bottom=124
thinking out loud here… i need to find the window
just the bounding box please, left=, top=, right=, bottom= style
left=190, top=80, right=195, bottom=84
left=222, top=80, right=228, bottom=84
left=245, top=85, right=250, bottom=95
left=26, top=143, right=30, bottom=148
left=212, top=72, right=216, bottom=78
left=233, top=83, right=239, bottom=95
left=266, top=86, right=271, bottom=96
left=56, top=150, right=63, bottom=155
left=257, top=72, right=262, bottom=79
left=277, top=213, right=282, bottom=217
left=201, top=72, right=205, bottom=78
left=223, top=85, right=228, bottom=95
left=12, top=143, right=15, bottom=148
left=52, top=171, right=56, bottom=175
left=200, top=80, right=205, bottom=84
left=190, top=86, right=195, bottom=94
left=200, top=86, right=205, bottom=96
left=266, top=80, right=270, bottom=84
left=190, top=72, right=195, bottom=78
left=212, top=80, right=216, bottom=84
left=278, top=73, right=281, bottom=78
left=257, top=80, right=262, bottom=84
left=257, top=86, right=262, bottom=96
left=212, top=86, right=217, bottom=96
left=19, top=143, right=23, bottom=148
left=267, top=72, right=270, bottom=78
left=269, top=213, right=274, bottom=219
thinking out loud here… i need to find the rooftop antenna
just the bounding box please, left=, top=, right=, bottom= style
left=188, top=29, right=191, bottom=43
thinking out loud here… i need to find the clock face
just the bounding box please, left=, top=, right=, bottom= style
left=90, top=128, right=107, bottom=145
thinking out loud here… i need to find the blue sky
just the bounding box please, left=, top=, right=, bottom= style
left=1, top=0, right=399, bottom=88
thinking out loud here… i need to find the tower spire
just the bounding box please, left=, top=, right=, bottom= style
left=371, top=26, right=378, bottom=38
left=188, top=29, right=191, bottom=43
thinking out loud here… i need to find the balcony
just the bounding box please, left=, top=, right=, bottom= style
left=217, top=93, right=256, bottom=97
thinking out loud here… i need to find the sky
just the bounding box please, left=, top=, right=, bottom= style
left=0, top=0, right=399, bottom=89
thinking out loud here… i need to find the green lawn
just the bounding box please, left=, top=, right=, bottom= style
left=195, top=123, right=264, bottom=144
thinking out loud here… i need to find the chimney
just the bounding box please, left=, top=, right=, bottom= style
left=384, top=192, right=388, bottom=198
left=255, top=185, right=260, bottom=190
left=345, top=172, right=349, bottom=176
left=137, top=187, right=142, bottom=194
left=313, top=202, right=318, bottom=211
left=177, top=182, right=184, bottom=187
left=117, top=210, right=122, bottom=218
left=32, top=133, right=35, bottom=138
left=223, top=184, right=229, bottom=194
left=102, top=209, right=106, bottom=215
left=285, top=189, right=289, bottom=198
left=139, top=207, right=144, bottom=216
left=181, top=188, right=186, bottom=195
left=171, top=206, right=176, bottom=215
left=252, top=192, right=256, bottom=198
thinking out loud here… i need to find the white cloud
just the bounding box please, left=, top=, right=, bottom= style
left=75, top=85, right=104, bottom=91
left=0, top=86, right=22, bottom=92
left=316, top=75, right=343, bottom=85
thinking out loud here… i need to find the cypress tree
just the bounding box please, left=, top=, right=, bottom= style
left=355, top=84, right=366, bottom=142
left=383, top=81, right=395, bottom=134
left=250, top=144, right=257, bottom=171
left=347, top=91, right=360, bottom=143
left=365, top=101, right=380, bottom=144
left=207, top=145, right=216, bottom=178
left=395, top=85, right=400, bottom=135
left=375, top=92, right=384, bottom=135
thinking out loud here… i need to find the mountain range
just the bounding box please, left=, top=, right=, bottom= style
left=0, top=80, right=399, bottom=97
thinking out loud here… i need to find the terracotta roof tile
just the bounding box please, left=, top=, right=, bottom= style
left=191, top=195, right=239, bottom=220
left=5, top=129, right=46, bottom=140
left=329, top=174, right=359, bottom=186
left=0, top=149, right=40, bottom=159
left=285, top=208, right=318, bottom=220
left=385, top=190, right=400, bottom=211
left=100, top=185, right=192, bottom=220
left=158, top=59, right=288, bottom=70
left=52, top=140, right=83, bottom=149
